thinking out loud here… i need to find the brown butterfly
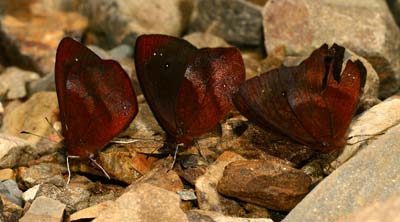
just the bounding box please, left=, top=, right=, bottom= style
left=233, top=44, right=366, bottom=153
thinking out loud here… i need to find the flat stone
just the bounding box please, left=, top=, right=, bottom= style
left=0, top=67, right=39, bottom=99
left=19, top=196, right=66, bottom=222
left=195, top=151, right=247, bottom=216
left=330, top=96, right=400, bottom=171
left=94, top=183, right=189, bottom=222
left=217, top=160, right=311, bottom=211
left=1, top=92, right=59, bottom=145
left=183, top=32, right=230, bottom=48
left=283, top=123, right=400, bottom=222
left=22, top=184, right=40, bottom=202
left=263, top=0, right=400, bottom=98
left=69, top=201, right=112, bottom=222
left=190, top=0, right=263, bottom=46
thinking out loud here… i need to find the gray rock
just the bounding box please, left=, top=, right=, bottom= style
left=283, top=123, right=400, bottom=222
left=190, top=0, right=263, bottom=46
left=19, top=196, right=66, bottom=222
left=93, top=183, right=189, bottom=222
left=263, top=0, right=400, bottom=98
left=0, top=180, right=23, bottom=207
left=17, top=163, right=66, bottom=189
left=0, top=67, right=39, bottom=99
left=27, top=73, right=56, bottom=96
left=81, top=0, right=194, bottom=47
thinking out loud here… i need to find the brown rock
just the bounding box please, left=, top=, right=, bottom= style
left=0, top=168, right=15, bottom=181
left=186, top=210, right=273, bottom=222
left=0, top=1, right=87, bottom=74
left=69, top=201, right=112, bottom=222
left=217, top=159, right=311, bottom=211
left=0, top=194, right=23, bottom=222
left=0, top=133, right=32, bottom=168
left=1, top=92, right=59, bottom=145
left=263, top=0, right=400, bottom=98
left=195, top=151, right=246, bottom=217
left=183, top=32, right=230, bottom=48
left=94, top=183, right=189, bottom=222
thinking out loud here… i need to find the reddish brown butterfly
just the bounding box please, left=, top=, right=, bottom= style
left=134, top=34, right=245, bottom=151
left=233, top=44, right=366, bottom=153
left=55, top=37, right=138, bottom=162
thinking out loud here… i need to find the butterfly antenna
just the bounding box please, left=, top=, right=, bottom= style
left=89, top=155, right=111, bottom=180
left=20, top=131, right=59, bottom=145
left=45, top=117, right=63, bottom=138
left=111, top=137, right=163, bottom=144
left=346, top=120, right=400, bottom=145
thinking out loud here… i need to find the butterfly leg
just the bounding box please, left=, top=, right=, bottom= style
left=89, top=154, right=111, bottom=180
left=66, top=155, right=80, bottom=185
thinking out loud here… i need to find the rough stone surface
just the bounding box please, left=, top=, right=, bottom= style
left=183, top=32, right=230, bottom=48
left=190, top=0, right=263, bottom=46
left=1, top=92, right=59, bottom=144
left=22, top=184, right=40, bottom=202
left=330, top=96, right=400, bottom=171
left=0, top=1, right=88, bottom=74
left=19, top=196, right=66, bottom=222
left=195, top=151, right=247, bottom=216
left=94, top=183, right=189, bottom=222
left=263, top=0, right=400, bottom=98
left=218, top=159, right=312, bottom=211
left=187, top=210, right=273, bottom=222
left=81, top=0, right=193, bottom=47
left=0, top=179, right=23, bottom=207
left=283, top=123, right=400, bottom=222
left=0, top=67, right=39, bottom=99
left=17, top=163, right=66, bottom=189
left=69, top=201, right=112, bottom=222
left=0, top=194, right=23, bottom=221
left=135, top=164, right=184, bottom=193
left=0, top=133, right=31, bottom=168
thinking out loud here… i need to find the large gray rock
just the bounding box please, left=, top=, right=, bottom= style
left=263, top=0, right=400, bottom=98
left=19, top=196, right=66, bottom=222
left=190, top=0, right=263, bottom=46
left=283, top=123, right=400, bottom=222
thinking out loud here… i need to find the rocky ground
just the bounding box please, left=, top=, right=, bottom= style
left=1, top=0, right=400, bottom=222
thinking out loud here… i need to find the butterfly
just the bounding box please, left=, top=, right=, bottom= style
left=233, top=44, right=366, bottom=153
left=134, top=34, right=245, bottom=151
left=55, top=37, right=138, bottom=167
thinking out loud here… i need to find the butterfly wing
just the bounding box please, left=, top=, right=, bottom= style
left=176, top=48, right=245, bottom=143
left=134, top=35, right=197, bottom=140
left=55, top=38, right=138, bottom=158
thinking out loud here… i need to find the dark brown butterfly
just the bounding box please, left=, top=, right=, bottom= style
left=233, top=44, right=366, bottom=153
left=134, top=34, right=245, bottom=150
left=55, top=37, right=138, bottom=160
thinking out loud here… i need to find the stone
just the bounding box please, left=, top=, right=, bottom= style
left=388, top=0, right=400, bottom=27
left=177, top=189, right=197, bottom=201
left=97, top=145, right=156, bottom=183
left=1, top=92, right=59, bottom=145
left=183, top=32, right=230, bottom=48
left=0, top=194, right=23, bottom=222
left=190, top=0, right=263, bottom=46
left=27, top=73, right=56, bottom=96
left=22, top=184, right=40, bottom=202
left=217, top=160, right=311, bottom=211
left=336, top=195, right=400, bottom=222
left=0, top=67, right=39, bottom=99
left=69, top=201, right=112, bottom=222
left=93, top=183, right=189, bottom=222
left=81, top=0, right=194, bottom=47
left=17, top=163, right=66, bottom=189
left=0, top=133, right=32, bottom=168
left=19, top=196, right=66, bottom=222
left=0, top=1, right=88, bottom=74
left=186, top=210, right=273, bottom=222
left=263, top=0, right=400, bottom=98
left=195, top=151, right=247, bottom=217
left=330, top=96, right=400, bottom=171
left=0, top=179, right=23, bottom=207
left=283, top=123, right=400, bottom=222
left=0, top=168, right=15, bottom=181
